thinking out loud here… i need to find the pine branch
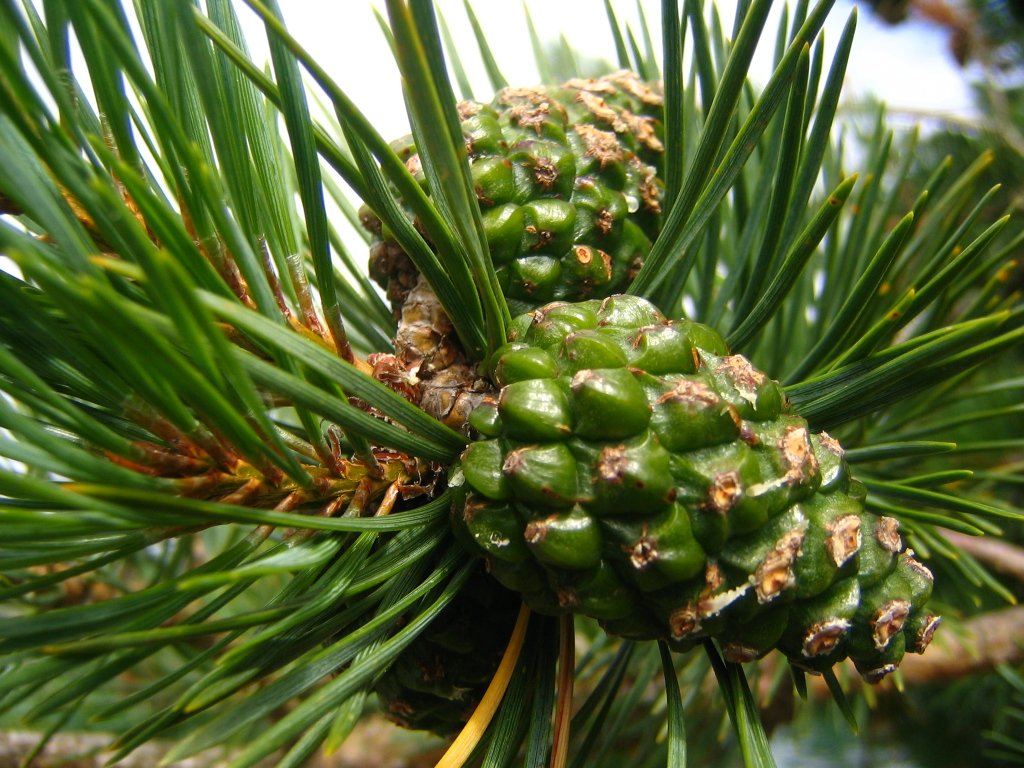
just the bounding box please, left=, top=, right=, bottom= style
left=1, top=1, right=1023, bottom=765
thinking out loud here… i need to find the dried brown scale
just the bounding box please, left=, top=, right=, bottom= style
left=558, top=588, right=580, bottom=609
left=524, top=519, right=549, bottom=545
left=670, top=562, right=726, bottom=640
left=909, top=613, right=942, bottom=653
left=576, top=90, right=625, bottom=129
left=623, top=111, right=664, bottom=152
left=532, top=156, right=560, bottom=188
left=876, top=517, right=904, bottom=552
left=418, top=364, right=491, bottom=433
left=628, top=529, right=659, bottom=569
left=601, top=70, right=664, bottom=105
left=803, top=618, right=850, bottom=657
left=368, top=275, right=494, bottom=435
left=817, top=432, right=844, bottom=456
left=598, top=445, right=636, bottom=484
left=699, top=583, right=750, bottom=621
left=826, top=515, right=863, bottom=566
left=754, top=528, right=806, bottom=603
left=723, top=643, right=764, bottom=664
left=457, top=100, right=483, bottom=120
left=367, top=352, right=420, bottom=404
left=871, top=600, right=911, bottom=649
left=777, top=427, right=819, bottom=487
left=369, top=241, right=419, bottom=312
left=638, top=168, right=662, bottom=214
left=394, top=276, right=462, bottom=374
left=903, top=552, right=935, bottom=580
left=574, top=123, right=626, bottom=166
left=499, top=86, right=557, bottom=107
left=708, top=471, right=743, bottom=513
left=717, top=355, right=767, bottom=392
left=670, top=605, right=700, bottom=639
left=656, top=378, right=720, bottom=406
left=862, top=663, right=900, bottom=684
left=564, top=77, right=618, bottom=95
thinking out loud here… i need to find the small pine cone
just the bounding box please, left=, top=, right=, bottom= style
left=375, top=564, right=521, bottom=735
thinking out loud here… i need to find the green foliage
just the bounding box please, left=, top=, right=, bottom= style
left=0, top=1, right=1021, bottom=766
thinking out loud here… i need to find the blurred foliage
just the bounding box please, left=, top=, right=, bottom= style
left=853, top=5, right=1024, bottom=765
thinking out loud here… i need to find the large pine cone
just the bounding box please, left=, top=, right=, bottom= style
left=452, top=295, right=939, bottom=682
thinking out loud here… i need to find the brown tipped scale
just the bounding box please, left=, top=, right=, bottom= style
left=870, top=599, right=912, bottom=651
left=802, top=617, right=852, bottom=658
left=825, top=514, right=863, bottom=568
left=753, top=527, right=806, bottom=604
left=906, top=612, right=942, bottom=654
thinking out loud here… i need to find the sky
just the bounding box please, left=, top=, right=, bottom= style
left=232, top=0, right=979, bottom=140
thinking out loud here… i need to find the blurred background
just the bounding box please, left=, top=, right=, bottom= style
left=233, top=1, right=981, bottom=131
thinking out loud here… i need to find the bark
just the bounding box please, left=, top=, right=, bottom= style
left=896, top=604, right=1024, bottom=684
left=0, top=731, right=278, bottom=768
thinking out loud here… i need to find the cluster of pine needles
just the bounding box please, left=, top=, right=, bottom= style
left=0, top=0, right=1022, bottom=766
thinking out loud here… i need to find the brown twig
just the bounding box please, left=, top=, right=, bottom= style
left=551, top=615, right=576, bottom=768
left=941, top=530, right=1024, bottom=583
left=0, top=731, right=263, bottom=768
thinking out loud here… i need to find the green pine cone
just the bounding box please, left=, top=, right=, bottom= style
left=364, top=72, right=664, bottom=315
left=375, top=563, right=520, bottom=734
left=452, top=295, right=938, bottom=682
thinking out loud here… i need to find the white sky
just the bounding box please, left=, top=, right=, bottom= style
left=233, top=0, right=978, bottom=140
